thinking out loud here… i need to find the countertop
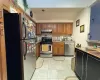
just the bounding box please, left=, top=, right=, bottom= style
left=76, top=47, right=100, bottom=58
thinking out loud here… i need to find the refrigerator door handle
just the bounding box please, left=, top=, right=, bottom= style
left=23, top=23, right=27, bottom=39
left=24, top=42, right=27, bottom=60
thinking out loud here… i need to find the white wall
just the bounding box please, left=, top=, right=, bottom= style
left=72, top=7, right=91, bottom=47
left=27, top=0, right=96, bottom=8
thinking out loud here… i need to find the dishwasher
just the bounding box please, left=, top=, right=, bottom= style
left=65, top=41, right=75, bottom=56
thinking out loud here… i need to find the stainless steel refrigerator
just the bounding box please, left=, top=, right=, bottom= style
left=3, top=10, right=36, bottom=80
left=22, top=16, right=36, bottom=80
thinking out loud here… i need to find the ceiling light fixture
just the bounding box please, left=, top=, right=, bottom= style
left=42, top=9, right=45, bottom=12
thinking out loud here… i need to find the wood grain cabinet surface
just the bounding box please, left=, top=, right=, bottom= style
left=36, top=43, right=40, bottom=58
left=53, top=42, right=64, bottom=56
left=36, top=23, right=73, bottom=35
left=36, top=24, right=41, bottom=35
left=0, top=9, right=7, bottom=80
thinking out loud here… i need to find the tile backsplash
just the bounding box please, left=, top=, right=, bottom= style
left=37, top=35, right=73, bottom=42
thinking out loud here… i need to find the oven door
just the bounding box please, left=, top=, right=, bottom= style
left=40, top=44, right=52, bottom=54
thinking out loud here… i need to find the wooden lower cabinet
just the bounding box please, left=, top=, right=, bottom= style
left=36, top=43, right=40, bottom=58
left=53, top=42, right=64, bottom=56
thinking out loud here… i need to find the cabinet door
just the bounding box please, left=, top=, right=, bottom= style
left=67, top=23, right=73, bottom=35
left=52, top=24, right=58, bottom=35
left=86, top=55, right=100, bottom=80
left=36, top=24, right=41, bottom=35
left=58, top=24, right=64, bottom=34
left=53, top=47, right=58, bottom=56
left=36, top=43, right=40, bottom=58
left=58, top=47, right=64, bottom=56
left=64, top=24, right=68, bottom=34
left=90, top=1, right=100, bottom=40
left=75, top=49, right=83, bottom=80
left=82, top=53, right=87, bottom=80
left=42, top=24, right=47, bottom=30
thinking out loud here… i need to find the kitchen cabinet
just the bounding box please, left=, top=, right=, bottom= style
left=36, top=23, right=73, bottom=35
left=66, top=23, right=73, bottom=35
left=58, top=24, right=65, bottom=35
left=36, top=43, right=40, bottom=58
left=53, top=42, right=64, bottom=56
left=75, top=48, right=100, bottom=80
left=36, top=24, right=41, bottom=35
left=52, top=24, right=58, bottom=35
left=89, top=1, right=100, bottom=40
left=86, top=55, right=100, bottom=80
left=75, top=49, right=83, bottom=80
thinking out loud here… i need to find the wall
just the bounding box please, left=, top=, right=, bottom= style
left=72, top=7, right=91, bottom=47
left=27, top=0, right=96, bottom=8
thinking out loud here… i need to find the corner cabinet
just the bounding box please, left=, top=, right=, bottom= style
left=89, top=1, right=100, bottom=40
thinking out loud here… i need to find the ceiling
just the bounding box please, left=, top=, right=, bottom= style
left=29, top=0, right=96, bottom=23
left=32, top=8, right=84, bottom=23
left=27, top=0, right=96, bottom=8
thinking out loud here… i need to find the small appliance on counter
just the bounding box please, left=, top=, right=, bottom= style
left=40, top=36, right=52, bottom=58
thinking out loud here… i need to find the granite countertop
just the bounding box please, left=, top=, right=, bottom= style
left=76, top=47, right=100, bottom=58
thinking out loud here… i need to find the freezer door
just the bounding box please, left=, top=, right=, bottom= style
left=22, top=40, right=36, bottom=80
left=22, top=18, right=36, bottom=39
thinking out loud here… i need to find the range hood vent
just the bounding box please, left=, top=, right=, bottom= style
left=41, top=30, right=52, bottom=33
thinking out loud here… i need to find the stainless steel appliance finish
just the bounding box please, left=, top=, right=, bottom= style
left=40, top=44, right=52, bottom=53
left=22, top=17, right=36, bottom=80
left=40, top=37, right=52, bottom=57
left=41, top=29, right=52, bottom=33
left=65, top=41, right=75, bottom=56
left=22, top=40, right=36, bottom=80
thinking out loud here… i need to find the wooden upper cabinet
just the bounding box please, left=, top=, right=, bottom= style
left=67, top=23, right=73, bottom=35
left=64, top=23, right=73, bottom=35
left=36, top=24, right=41, bottom=35
left=58, top=24, right=65, bottom=35
left=52, top=24, right=58, bottom=34
left=36, top=23, right=73, bottom=35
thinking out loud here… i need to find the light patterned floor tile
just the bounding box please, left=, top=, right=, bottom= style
left=48, top=70, right=58, bottom=79
left=32, top=57, right=78, bottom=80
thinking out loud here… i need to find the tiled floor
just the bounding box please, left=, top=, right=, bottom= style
left=32, top=57, right=78, bottom=80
